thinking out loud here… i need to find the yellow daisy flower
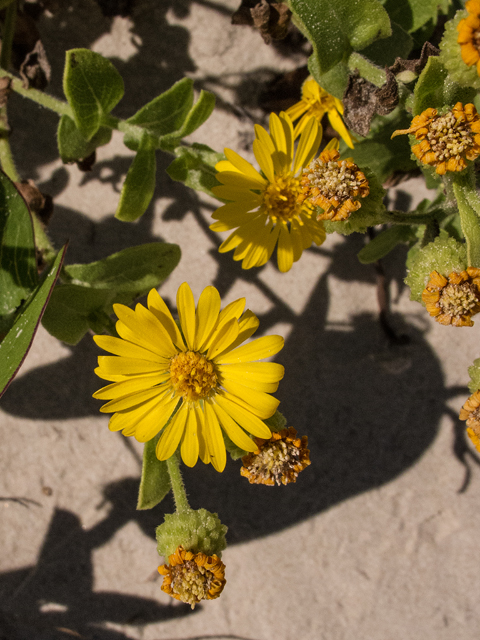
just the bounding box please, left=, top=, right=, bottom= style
left=93, top=283, right=284, bottom=472
left=285, top=76, right=354, bottom=149
left=210, top=111, right=325, bottom=273
left=457, top=0, right=480, bottom=74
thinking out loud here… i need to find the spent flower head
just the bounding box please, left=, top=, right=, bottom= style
left=240, top=426, right=311, bottom=485
left=459, top=389, right=480, bottom=452
left=422, top=268, right=480, bottom=326
left=298, top=146, right=369, bottom=222
left=210, top=111, right=325, bottom=272
left=392, top=103, right=480, bottom=175
left=158, top=546, right=226, bottom=609
left=285, top=76, right=354, bottom=148
left=93, top=283, right=284, bottom=472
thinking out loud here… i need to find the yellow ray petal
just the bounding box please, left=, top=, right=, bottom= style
left=195, top=404, right=210, bottom=464
left=177, top=282, right=196, bottom=349
left=204, top=400, right=227, bottom=472
left=211, top=401, right=257, bottom=452
left=214, top=394, right=272, bottom=438
left=113, top=304, right=176, bottom=357
left=97, top=355, right=165, bottom=376
left=212, top=199, right=261, bottom=221
left=212, top=185, right=262, bottom=201
left=327, top=109, right=354, bottom=149
left=215, top=334, right=284, bottom=364
left=216, top=170, right=267, bottom=190
left=222, top=379, right=280, bottom=418
left=277, top=224, right=294, bottom=273
left=93, top=335, right=164, bottom=363
left=285, top=100, right=308, bottom=122
left=147, top=288, right=185, bottom=349
left=218, top=297, right=246, bottom=324
left=219, top=366, right=280, bottom=393
left=180, top=409, right=200, bottom=467
left=290, top=219, right=305, bottom=262
left=293, top=116, right=322, bottom=174
left=195, top=286, right=221, bottom=352
left=99, top=386, right=165, bottom=413
left=93, top=372, right=169, bottom=400
left=221, top=310, right=259, bottom=352
left=206, top=317, right=239, bottom=360
left=224, top=148, right=266, bottom=185
left=254, top=123, right=276, bottom=156
left=252, top=138, right=275, bottom=182
left=135, top=395, right=180, bottom=442
left=156, top=402, right=189, bottom=460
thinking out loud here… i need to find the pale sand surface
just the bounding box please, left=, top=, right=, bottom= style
left=1, top=1, right=480, bottom=639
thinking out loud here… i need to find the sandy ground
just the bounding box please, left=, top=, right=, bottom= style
left=1, top=1, right=480, bottom=639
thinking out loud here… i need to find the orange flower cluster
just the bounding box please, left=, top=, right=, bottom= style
left=298, top=149, right=369, bottom=222
left=392, top=103, right=480, bottom=175
left=158, top=546, right=226, bottom=609
left=421, top=268, right=480, bottom=326
left=458, top=0, right=480, bottom=74
left=241, top=426, right=311, bottom=486
left=459, top=389, right=480, bottom=452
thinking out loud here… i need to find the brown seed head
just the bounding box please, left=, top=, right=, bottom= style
left=240, top=426, right=311, bottom=486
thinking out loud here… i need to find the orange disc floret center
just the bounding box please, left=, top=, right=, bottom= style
left=424, top=111, right=475, bottom=163
left=262, top=174, right=304, bottom=222
left=298, top=149, right=369, bottom=222
left=169, top=351, right=218, bottom=401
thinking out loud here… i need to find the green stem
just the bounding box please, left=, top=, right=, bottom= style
left=31, top=212, right=56, bottom=261
left=0, top=1, right=16, bottom=71
left=385, top=210, right=439, bottom=225
left=0, top=127, right=19, bottom=181
left=450, top=170, right=480, bottom=267
left=166, top=453, right=191, bottom=514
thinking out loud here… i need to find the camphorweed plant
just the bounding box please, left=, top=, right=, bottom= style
left=2, top=0, right=480, bottom=606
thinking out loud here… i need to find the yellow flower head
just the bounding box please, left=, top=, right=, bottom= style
left=158, top=545, right=226, bottom=609
left=93, top=283, right=285, bottom=472
left=457, top=0, right=480, bottom=74
left=286, top=76, right=354, bottom=149
left=391, top=103, right=480, bottom=175
left=459, top=389, right=480, bottom=452
left=240, top=426, right=311, bottom=485
left=210, top=111, right=326, bottom=273
left=298, top=147, right=369, bottom=222
left=421, top=268, right=480, bottom=326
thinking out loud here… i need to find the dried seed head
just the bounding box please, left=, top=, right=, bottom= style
left=421, top=268, right=480, bottom=326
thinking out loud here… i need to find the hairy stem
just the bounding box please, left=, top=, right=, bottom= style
left=0, top=1, right=16, bottom=71
left=166, top=453, right=190, bottom=514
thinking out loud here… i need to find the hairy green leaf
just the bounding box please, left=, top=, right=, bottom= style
left=0, top=172, right=38, bottom=331
left=137, top=434, right=171, bottom=510
left=361, top=20, right=413, bottom=66
left=57, top=115, right=112, bottom=163
left=44, top=242, right=181, bottom=344
left=289, top=0, right=391, bottom=76
left=41, top=284, right=114, bottom=345
left=63, top=49, right=124, bottom=140
left=381, top=0, right=443, bottom=33
left=63, top=242, right=181, bottom=292
left=159, top=90, right=216, bottom=150
left=468, top=358, right=480, bottom=393
left=413, top=56, right=476, bottom=116
left=0, top=246, right=66, bottom=398
left=124, top=78, right=194, bottom=150
left=357, top=225, right=416, bottom=263
left=167, top=143, right=223, bottom=198
left=116, top=134, right=157, bottom=222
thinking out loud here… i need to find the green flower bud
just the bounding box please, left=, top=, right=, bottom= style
left=156, top=508, right=227, bottom=559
